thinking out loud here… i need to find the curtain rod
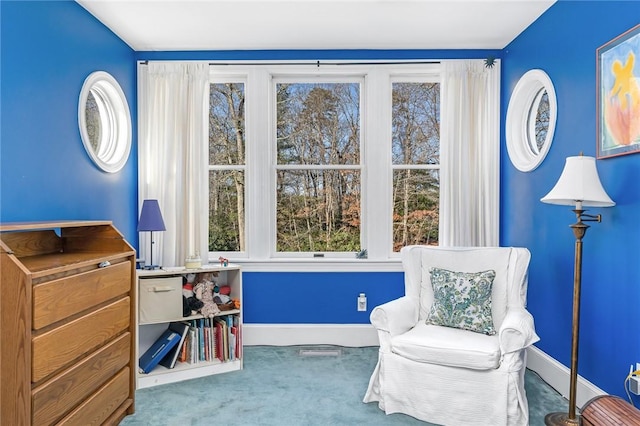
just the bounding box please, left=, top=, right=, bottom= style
left=139, top=60, right=441, bottom=66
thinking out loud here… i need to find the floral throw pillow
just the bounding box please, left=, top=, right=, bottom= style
left=425, top=267, right=497, bottom=335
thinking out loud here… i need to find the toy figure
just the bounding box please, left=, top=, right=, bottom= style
left=182, top=273, right=202, bottom=316
left=213, top=284, right=232, bottom=305
left=193, top=272, right=220, bottom=317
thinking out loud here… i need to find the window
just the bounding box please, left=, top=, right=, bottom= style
left=209, top=81, right=246, bottom=252
left=506, top=69, right=557, bottom=172
left=209, top=64, right=440, bottom=265
left=78, top=71, right=132, bottom=173
left=391, top=81, right=440, bottom=250
left=276, top=81, right=361, bottom=253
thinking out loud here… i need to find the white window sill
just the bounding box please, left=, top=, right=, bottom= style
left=219, top=258, right=403, bottom=273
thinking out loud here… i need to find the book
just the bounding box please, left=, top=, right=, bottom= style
left=189, top=321, right=198, bottom=364
left=178, top=335, right=188, bottom=363
left=231, top=325, right=238, bottom=361
left=199, top=318, right=205, bottom=361
left=204, top=318, right=213, bottom=361
left=214, top=320, right=223, bottom=361
left=139, top=329, right=181, bottom=374
left=215, top=317, right=229, bottom=361
left=226, top=316, right=235, bottom=360
left=159, top=322, right=190, bottom=369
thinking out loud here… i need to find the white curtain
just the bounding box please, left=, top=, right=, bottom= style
left=138, top=62, right=210, bottom=267
left=439, top=59, right=500, bottom=247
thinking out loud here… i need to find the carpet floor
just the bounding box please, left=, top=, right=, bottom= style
left=121, top=345, right=569, bottom=425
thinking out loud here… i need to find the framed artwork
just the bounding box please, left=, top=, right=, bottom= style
left=597, top=23, right=640, bottom=159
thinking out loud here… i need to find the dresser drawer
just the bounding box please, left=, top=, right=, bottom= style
left=33, top=261, right=131, bottom=330
left=56, top=367, right=130, bottom=426
left=32, top=297, right=130, bottom=382
left=32, top=333, right=131, bottom=426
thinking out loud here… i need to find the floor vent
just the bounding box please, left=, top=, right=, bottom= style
left=298, top=347, right=342, bottom=357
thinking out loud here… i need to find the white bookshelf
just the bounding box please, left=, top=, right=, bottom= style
left=136, top=264, right=243, bottom=389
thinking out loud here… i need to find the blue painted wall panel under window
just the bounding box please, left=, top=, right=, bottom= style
left=242, top=271, right=405, bottom=323
left=502, top=0, right=640, bottom=401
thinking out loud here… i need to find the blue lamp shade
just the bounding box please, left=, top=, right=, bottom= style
left=137, top=199, right=166, bottom=232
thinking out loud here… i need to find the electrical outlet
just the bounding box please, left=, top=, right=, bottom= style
left=630, top=363, right=640, bottom=396
left=631, top=376, right=640, bottom=395
left=357, top=293, right=367, bottom=311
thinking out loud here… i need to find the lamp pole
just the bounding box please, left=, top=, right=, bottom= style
left=541, top=155, right=614, bottom=426
left=147, top=230, right=156, bottom=270
left=545, top=210, right=600, bottom=426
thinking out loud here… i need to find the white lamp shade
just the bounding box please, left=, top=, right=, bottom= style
left=541, top=155, right=615, bottom=207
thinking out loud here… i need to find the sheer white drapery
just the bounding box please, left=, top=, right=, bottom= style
left=138, top=62, right=210, bottom=267
left=439, top=60, right=500, bottom=247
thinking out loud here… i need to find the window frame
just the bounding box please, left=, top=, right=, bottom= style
left=271, top=75, right=365, bottom=259
left=208, top=75, right=249, bottom=258
left=390, top=77, right=442, bottom=251
left=208, top=63, right=441, bottom=271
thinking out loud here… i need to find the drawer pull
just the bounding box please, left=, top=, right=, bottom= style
left=148, top=286, right=175, bottom=292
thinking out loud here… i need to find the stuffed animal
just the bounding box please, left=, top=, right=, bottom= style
left=182, top=273, right=202, bottom=316
left=193, top=272, right=220, bottom=317
left=213, top=284, right=232, bottom=305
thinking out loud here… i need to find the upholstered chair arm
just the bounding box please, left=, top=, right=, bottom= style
left=498, top=307, right=540, bottom=354
left=370, top=296, right=418, bottom=336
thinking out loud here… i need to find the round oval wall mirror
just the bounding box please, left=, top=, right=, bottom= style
left=506, top=69, right=557, bottom=172
left=78, top=71, right=132, bottom=173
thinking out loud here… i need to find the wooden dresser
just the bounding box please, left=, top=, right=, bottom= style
left=0, top=221, right=136, bottom=425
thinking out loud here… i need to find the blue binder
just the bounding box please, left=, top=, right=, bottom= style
left=159, top=322, right=190, bottom=369
left=139, top=329, right=181, bottom=374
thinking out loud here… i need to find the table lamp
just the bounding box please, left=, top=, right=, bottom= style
left=137, top=199, right=166, bottom=270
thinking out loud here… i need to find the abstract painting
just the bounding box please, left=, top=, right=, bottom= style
left=597, top=24, right=640, bottom=158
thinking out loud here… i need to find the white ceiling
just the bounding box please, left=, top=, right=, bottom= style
left=77, top=0, right=555, bottom=52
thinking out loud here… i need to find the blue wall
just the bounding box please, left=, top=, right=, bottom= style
left=502, top=1, right=640, bottom=399
left=0, top=1, right=137, bottom=242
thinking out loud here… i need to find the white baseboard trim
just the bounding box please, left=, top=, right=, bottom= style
left=243, top=323, right=379, bottom=347
left=527, top=345, right=606, bottom=409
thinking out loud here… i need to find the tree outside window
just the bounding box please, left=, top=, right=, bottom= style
left=392, top=82, right=440, bottom=251
left=209, top=82, right=245, bottom=252
left=276, top=82, right=361, bottom=252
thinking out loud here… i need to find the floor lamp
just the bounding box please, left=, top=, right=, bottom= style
left=137, top=199, right=166, bottom=270
left=541, top=155, right=615, bottom=425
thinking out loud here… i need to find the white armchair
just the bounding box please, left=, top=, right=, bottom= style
left=364, top=246, right=539, bottom=426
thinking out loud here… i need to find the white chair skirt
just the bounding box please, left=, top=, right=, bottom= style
left=364, top=348, right=529, bottom=426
